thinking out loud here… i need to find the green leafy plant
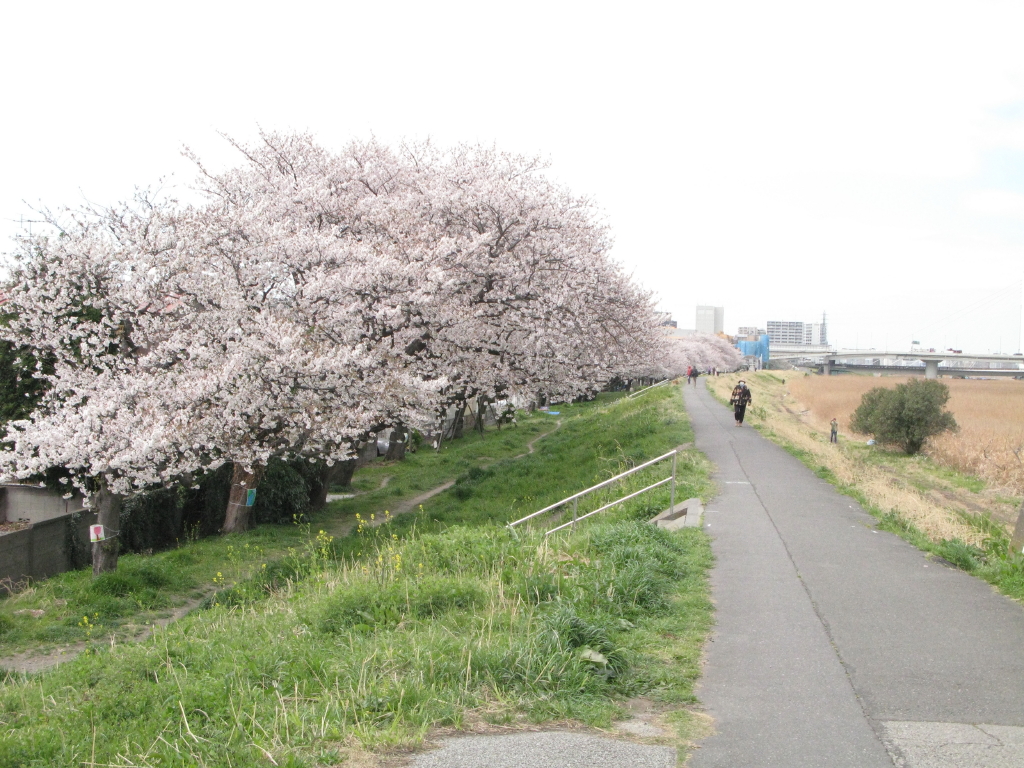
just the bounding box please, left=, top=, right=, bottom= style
left=851, top=379, right=958, bottom=454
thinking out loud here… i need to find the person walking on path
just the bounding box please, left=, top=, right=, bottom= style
left=830, top=417, right=839, bottom=444
left=691, top=368, right=700, bottom=387
left=686, top=366, right=693, bottom=386
left=730, top=380, right=752, bottom=426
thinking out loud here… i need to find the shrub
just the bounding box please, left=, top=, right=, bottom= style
left=851, top=379, right=958, bottom=454
left=120, top=487, right=183, bottom=553
left=0, top=613, right=14, bottom=637
left=251, top=459, right=310, bottom=525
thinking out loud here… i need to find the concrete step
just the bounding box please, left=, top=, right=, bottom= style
left=650, top=497, right=703, bottom=531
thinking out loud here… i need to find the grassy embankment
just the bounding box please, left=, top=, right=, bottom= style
left=1, top=385, right=716, bottom=768
left=0, top=404, right=577, bottom=654
left=707, top=371, right=1024, bottom=600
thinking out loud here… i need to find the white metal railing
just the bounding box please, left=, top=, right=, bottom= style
left=625, top=378, right=673, bottom=400
left=507, top=449, right=679, bottom=536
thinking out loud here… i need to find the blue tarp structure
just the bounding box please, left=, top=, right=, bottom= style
left=736, top=334, right=770, bottom=363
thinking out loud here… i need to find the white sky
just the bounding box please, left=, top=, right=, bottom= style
left=3, top=0, right=1024, bottom=353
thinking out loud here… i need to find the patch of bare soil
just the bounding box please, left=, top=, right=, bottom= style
left=0, top=590, right=214, bottom=674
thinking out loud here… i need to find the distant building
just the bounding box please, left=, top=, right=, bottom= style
left=696, top=306, right=724, bottom=335
left=737, top=326, right=766, bottom=338
left=767, top=320, right=806, bottom=345
left=663, top=326, right=697, bottom=339
left=737, top=334, right=770, bottom=364
left=767, top=314, right=828, bottom=346
left=654, top=311, right=678, bottom=328
left=804, top=322, right=827, bottom=346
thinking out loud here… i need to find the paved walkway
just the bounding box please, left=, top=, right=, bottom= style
left=684, top=381, right=1024, bottom=767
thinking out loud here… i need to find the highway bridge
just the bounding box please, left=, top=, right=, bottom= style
left=755, top=344, right=1024, bottom=378
left=822, top=350, right=1024, bottom=379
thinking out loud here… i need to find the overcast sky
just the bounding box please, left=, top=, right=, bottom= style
left=3, top=0, right=1023, bottom=353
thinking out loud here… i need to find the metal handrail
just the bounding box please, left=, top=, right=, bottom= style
left=625, top=378, right=672, bottom=400
left=507, top=448, right=679, bottom=536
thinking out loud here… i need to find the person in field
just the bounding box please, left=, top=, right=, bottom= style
left=730, top=380, right=752, bottom=426
left=830, top=417, right=839, bottom=444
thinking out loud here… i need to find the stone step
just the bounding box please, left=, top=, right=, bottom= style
left=650, top=497, right=703, bottom=531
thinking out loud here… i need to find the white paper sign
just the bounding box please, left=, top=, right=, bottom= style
left=89, top=524, right=105, bottom=542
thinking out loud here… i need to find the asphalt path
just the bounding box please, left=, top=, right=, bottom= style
left=684, top=380, right=1024, bottom=767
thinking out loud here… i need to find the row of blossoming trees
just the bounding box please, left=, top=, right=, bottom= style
left=0, top=133, right=741, bottom=573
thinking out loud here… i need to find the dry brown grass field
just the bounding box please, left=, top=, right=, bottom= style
left=788, top=375, right=1024, bottom=494
left=706, top=372, right=1023, bottom=545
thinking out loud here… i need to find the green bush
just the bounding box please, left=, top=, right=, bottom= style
left=251, top=459, right=310, bottom=525
left=0, top=613, right=14, bottom=637
left=119, top=487, right=183, bottom=553
left=179, top=464, right=233, bottom=537
left=850, top=379, right=958, bottom=454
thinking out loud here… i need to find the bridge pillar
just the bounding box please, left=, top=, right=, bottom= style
left=924, top=359, right=939, bottom=379
left=823, top=359, right=832, bottom=376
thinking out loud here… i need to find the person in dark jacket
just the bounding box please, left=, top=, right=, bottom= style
left=730, top=380, right=752, bottom=426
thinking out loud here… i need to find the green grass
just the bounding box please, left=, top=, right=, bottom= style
left=0, top=530, right=310, bottom=653
left=0, top=396, right=608, bottom=654
left=325, top=388, right=712, bottom=557
left=0, top=385, right=716, bottom=767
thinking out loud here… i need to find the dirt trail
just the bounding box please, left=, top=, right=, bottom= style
left=512, top=417, right=563, bottom=459
left=2, top=420, right=566, bottom=674
left=0, top=590, right=213, bottom=674
left=325, top=419, right=564, bottom=538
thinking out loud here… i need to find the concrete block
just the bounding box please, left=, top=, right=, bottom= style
left=650, top=498, right=704, bottom=531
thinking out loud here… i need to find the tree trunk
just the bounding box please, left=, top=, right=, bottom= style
left=309, top=459, right=357, bottom=511
left=451, top=404, right=466, bottom=440
left=222, top=462, right=266, bottom=533
left=385, top=428, right=406, bottom=461
left=477, top=398, right=487, bottom=434
left=1012, top=500, right=1024, bottom=555
left=333, top=458, right=357, bottom=488
left=92, top=478, right=122, bottom=576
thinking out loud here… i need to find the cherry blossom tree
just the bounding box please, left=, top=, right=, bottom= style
left=656, top=334, right=743, bottom=379
left=0, top=131, right=664, bottom=571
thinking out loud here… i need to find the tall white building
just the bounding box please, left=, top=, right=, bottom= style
left=804, top=322, right=827, bottom=345
left=767, top=320, right=806, bottom=345
left=696, top=305, right=724, bottom=335
left=767, top=314, right=829, bottom=346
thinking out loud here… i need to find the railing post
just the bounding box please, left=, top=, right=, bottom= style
left=671, top=451, right=677, bottom=512
left=573, top=497, right=578, bottom=527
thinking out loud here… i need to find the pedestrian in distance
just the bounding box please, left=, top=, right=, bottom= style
left=730, top=380, right=752, bottom=426
left=830, top=417, right=839, bottom=444
left=686, top=365, right=693, bottom=386
left=691, top=368, right=700, bottom=386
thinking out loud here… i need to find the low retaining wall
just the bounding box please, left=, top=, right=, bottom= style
left=0, top=487, right=95, bottom=581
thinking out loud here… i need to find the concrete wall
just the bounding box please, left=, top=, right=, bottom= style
left=0, top=510, right=95, bottom=585
left=0, top=484, right=87, bottom=525
left=1, top=485, right=94, bottom=585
